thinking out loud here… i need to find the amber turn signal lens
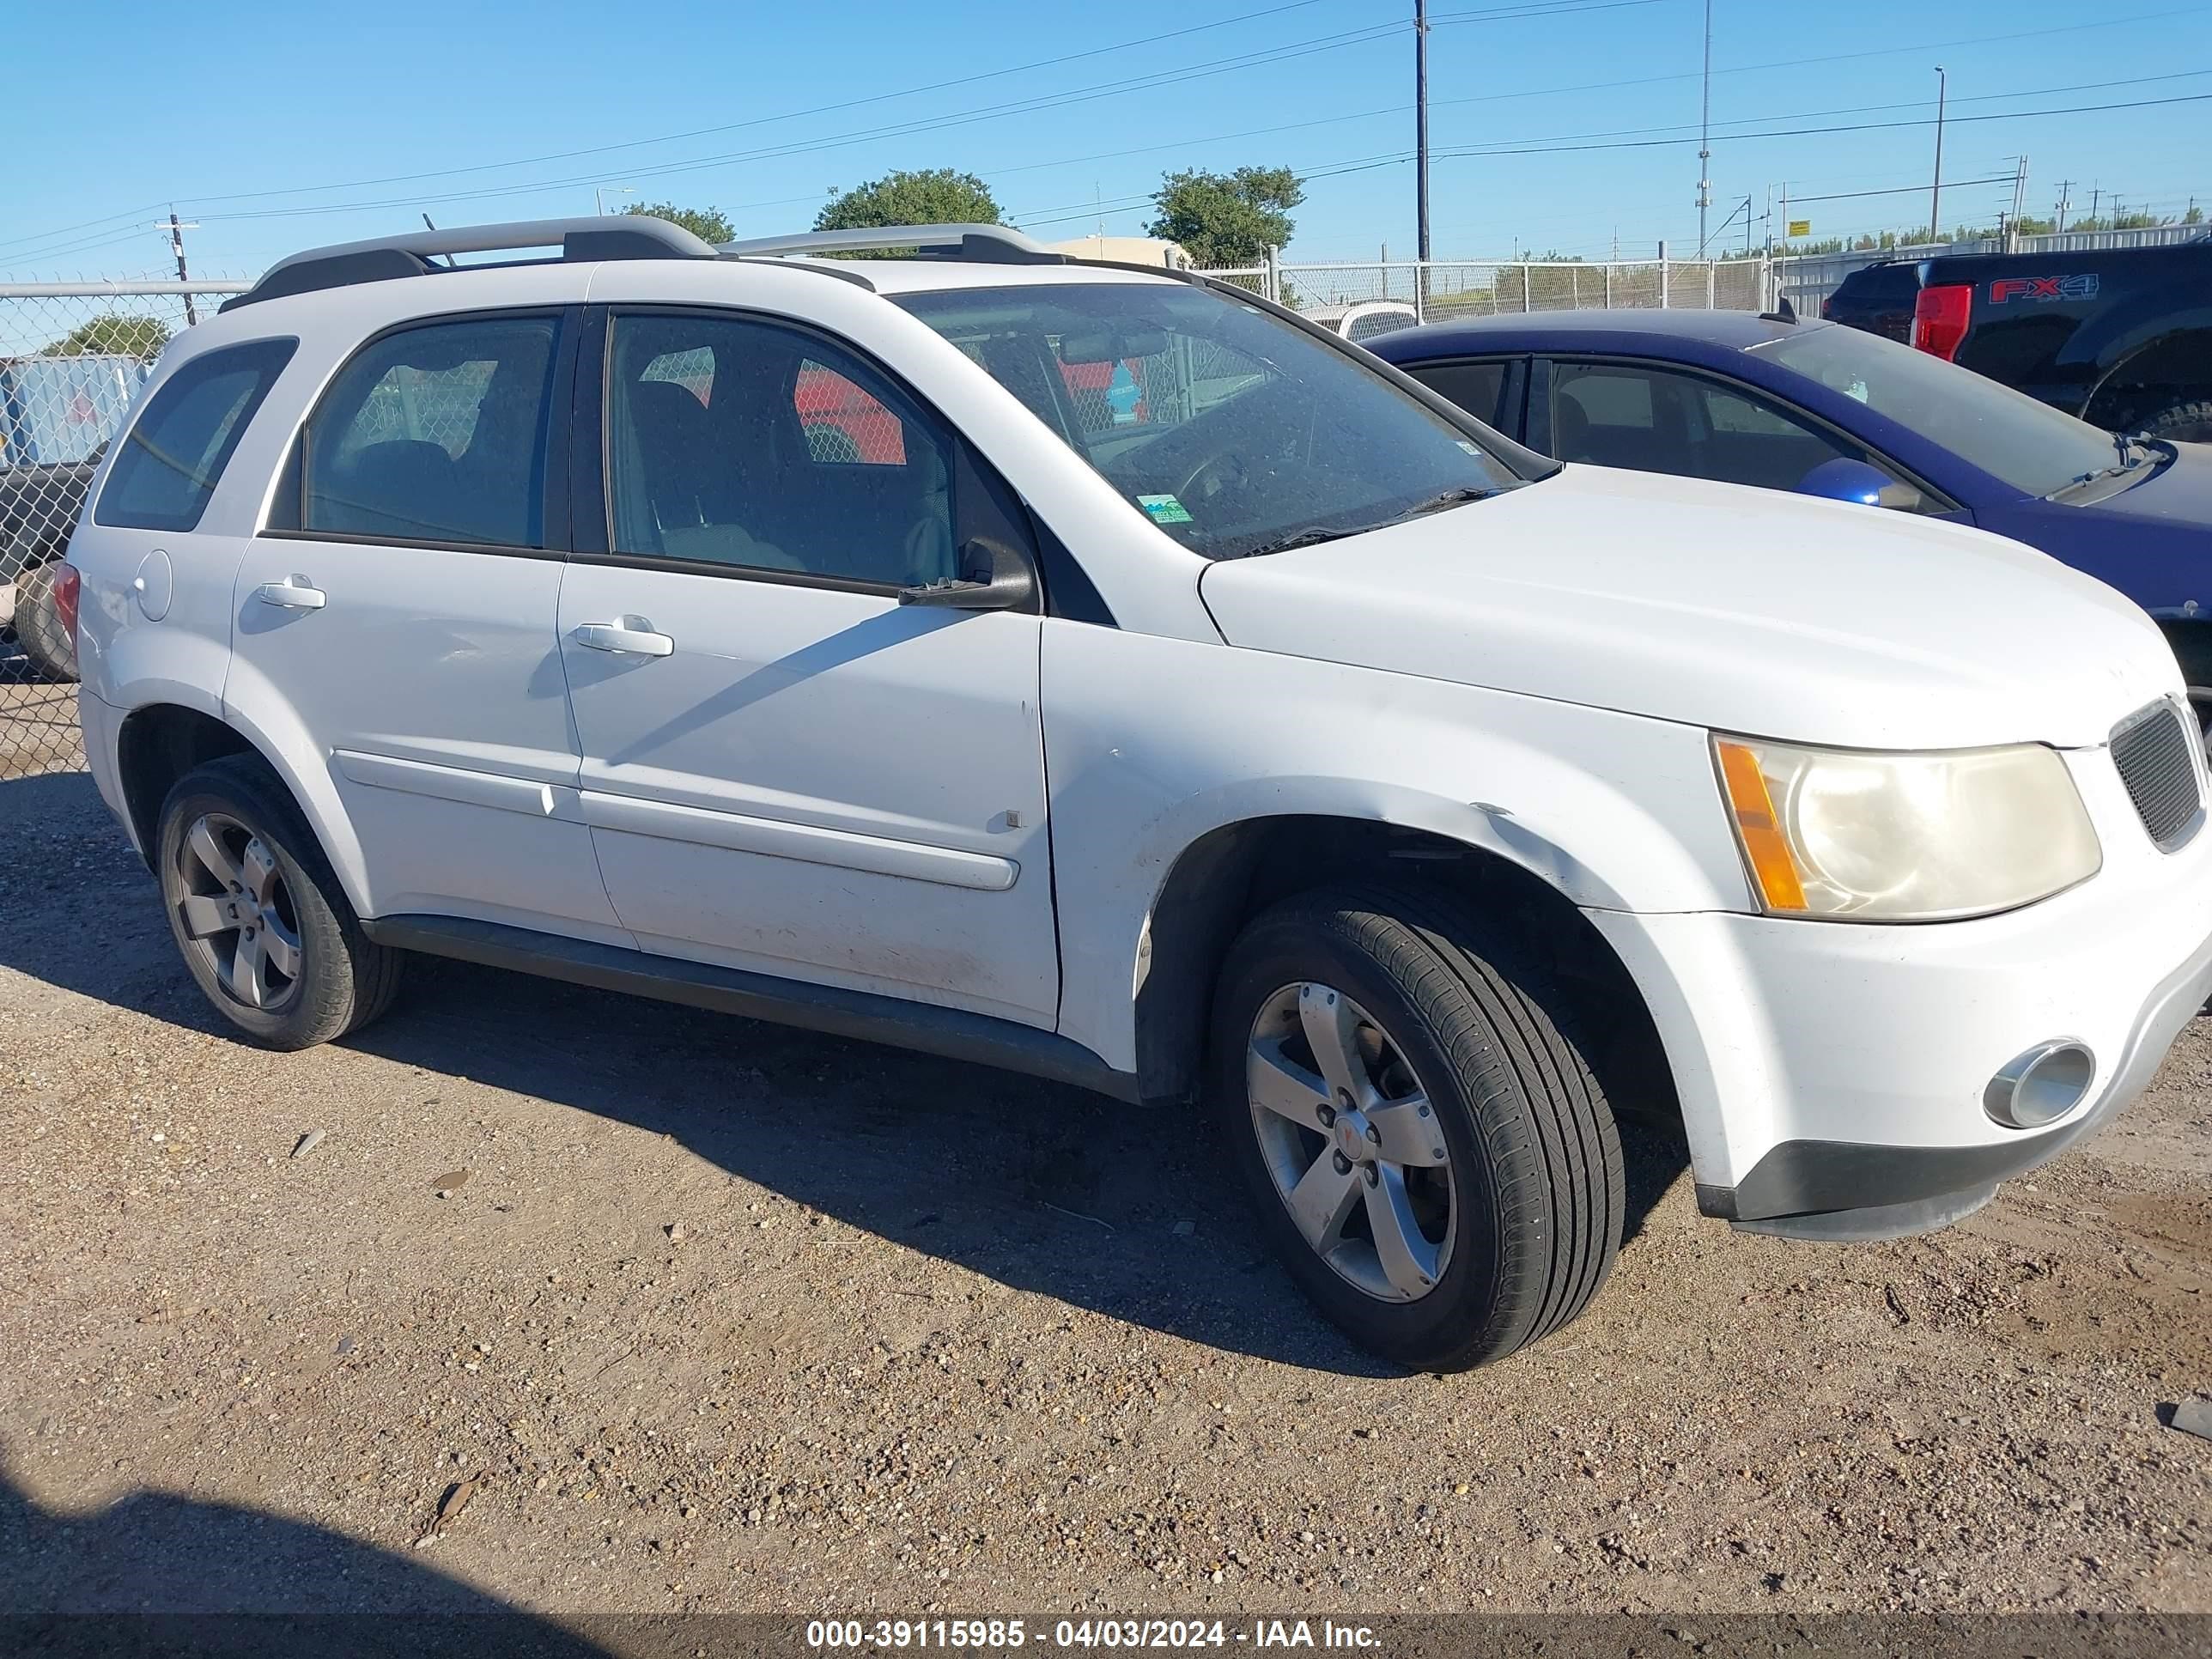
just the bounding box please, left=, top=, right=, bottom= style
left=1716, top=739, right=1808, bottom=912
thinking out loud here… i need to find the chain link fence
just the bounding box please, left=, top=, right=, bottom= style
left=1201, top=255, right=1773, bottom=326
left=1, top=281, right=246, bottom=779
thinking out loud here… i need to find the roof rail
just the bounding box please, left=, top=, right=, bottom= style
left=716, top=224, right=1068, bottom=265
left=219, top=216, right=718, bottom=312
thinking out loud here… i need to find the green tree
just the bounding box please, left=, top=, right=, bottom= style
left=43, top=314, right=172, bottom=359
left=1146, top=166, right=1304, bottom=265
left=2185, top=205, right=2206, bottom=226
left=624, top=202, right=735, bottom=244
left=815, top=169, right=1001, bottom=235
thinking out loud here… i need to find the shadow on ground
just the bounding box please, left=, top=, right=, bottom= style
left=0, top=769, right=1692, bottom=1377
left=0, top=1472, right=608, bottom=1655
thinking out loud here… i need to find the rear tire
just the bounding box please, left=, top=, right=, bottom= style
left=13, top=562, right=78, bottom=683
left=155, top=755, right=404, bottom=1049
left=2123, top=397, right=2212, bottom=446
left=1209, top=883, right=1624, bottom=1371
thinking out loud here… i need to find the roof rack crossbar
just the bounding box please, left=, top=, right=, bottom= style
left=715, top=224, right=1067, bottom=265
left=220, top=216, right=718, bottom=312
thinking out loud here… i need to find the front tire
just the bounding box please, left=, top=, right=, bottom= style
left=1210, top=884, right=1624, bottom=1372
left=155, top=755, right=404, bottom=1049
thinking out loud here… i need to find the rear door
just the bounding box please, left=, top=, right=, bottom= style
left=230, top=307, right=623, bottom=939
left=557, top=306, right=1059, bottom=1024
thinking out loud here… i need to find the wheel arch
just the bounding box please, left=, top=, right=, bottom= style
left=2082, top=323, right=2212, bottom=428
left=1129, top=812, right=1678, bottom=1127
left=115, top=700, right=370, bottom=917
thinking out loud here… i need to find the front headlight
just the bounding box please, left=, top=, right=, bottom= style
left=1713, top=735, right=2100, bottom=921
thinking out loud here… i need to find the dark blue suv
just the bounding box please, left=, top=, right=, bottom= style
left=1370, top=309, right=2212, bottom=738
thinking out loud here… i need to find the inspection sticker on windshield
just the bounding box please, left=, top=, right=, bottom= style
left=1137, top=493, right=1194, bottom=525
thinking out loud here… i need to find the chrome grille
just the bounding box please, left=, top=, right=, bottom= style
left=2112, top=702, right=2203, bottom=851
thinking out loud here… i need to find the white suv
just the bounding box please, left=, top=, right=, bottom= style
left=64, top=217, right=2212, bottom=1370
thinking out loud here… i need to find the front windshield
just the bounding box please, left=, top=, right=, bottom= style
left=894, top=281, right=1527, bottom=559
left=1754, top=323, right=2122, bottom=498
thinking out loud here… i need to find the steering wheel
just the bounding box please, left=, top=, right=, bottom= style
left=1176, top=445, right=1252, bottom=505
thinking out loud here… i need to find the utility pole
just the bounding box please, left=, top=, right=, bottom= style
left=2009, top=154, right=2028, bottom=250
left=1743, top=193, right=1753, bottom=257
left=2089, top=184, right=2101, bottom=227
left=160, top=210, right=200, bottom=325
left=2055, top=179, right=2073, bottom=234
left=1414, top=0, right=1431, bottom=264
left=1929, top=66, right=1948, bottom=244
left=1695, top=0, right=1713, bottom=254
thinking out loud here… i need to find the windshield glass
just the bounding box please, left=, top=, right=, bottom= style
left=894, top=281, right=1526, bottom=559
left=1753, top=322, right=2120, bottom=497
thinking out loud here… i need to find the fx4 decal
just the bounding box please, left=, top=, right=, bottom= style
left=1989, top=274, right=2100, bottom=304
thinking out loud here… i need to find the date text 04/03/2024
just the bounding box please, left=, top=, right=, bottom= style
left=804, top=1619, right=1383, bottom=1650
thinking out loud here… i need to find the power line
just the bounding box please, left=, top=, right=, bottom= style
left=179, top=0, right=1346, bottom=209
left=1430, top=89, right=2212, bottom=161
left=10, top=2, right=2197, bottom=260
left=1018, top=85, right=2212, bottom=229
left=172, top=0, right=1658, bottom=229
left=173, top=0, right=1631, bottom=218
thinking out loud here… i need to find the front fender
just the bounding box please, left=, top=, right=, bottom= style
left=1040, top=623, right=1751, bottom=1073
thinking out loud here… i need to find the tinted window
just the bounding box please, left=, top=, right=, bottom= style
left=1406, top=360, right=1510, bottom=428
left=94, top=338, right=295, bottom=532
left=304, top=315, right=559, bottom=547
left=605, top=313, right=956, bottom=586
left=1756, top=322, right=2117, bottom=497
left=1548, top=359, right=1923, bottom=507
left=895, top=283, right=1526, bottom=562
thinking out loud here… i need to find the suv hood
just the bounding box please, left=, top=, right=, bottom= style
left=1198, top=464, right=2175, bottom=750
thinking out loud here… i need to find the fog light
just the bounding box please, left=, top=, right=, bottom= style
left=1983, top=1041, right=2094, bottom=1130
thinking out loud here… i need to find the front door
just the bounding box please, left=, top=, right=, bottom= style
left=231, top=307, right=623, bottom=939
left=558, top=307, right=1058, bottom=1025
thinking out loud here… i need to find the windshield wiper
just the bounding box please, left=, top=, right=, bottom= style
left=1388, top=484, right=1498, bottom=522
left=1233, top=486, right=1501, bottom=559
left=2051, top=431, right=2170, bottom=498
left=1237, top=524, right=1361, bottom=557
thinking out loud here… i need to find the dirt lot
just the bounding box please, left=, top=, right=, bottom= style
left=3, top=768, right=2209, bottom=1628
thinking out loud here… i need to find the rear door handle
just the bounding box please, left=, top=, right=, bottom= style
left=253, top=576, right=327, bottom=611
left=573, top=619, right=674, bottom=657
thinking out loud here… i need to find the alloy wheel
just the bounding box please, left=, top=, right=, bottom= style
left=1246, top=981, right=1455, bottom=1303
left=172, top=812, right=305, bottom=1012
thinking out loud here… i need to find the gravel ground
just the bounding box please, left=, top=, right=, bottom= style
left=2, top=769, right=2208, bottom=1627
left=0, top=678, right=84, bottom=781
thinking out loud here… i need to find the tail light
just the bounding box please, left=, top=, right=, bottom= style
left=1820, top=295, right=1833, bottom=319
left=1911, top=283, right=1972, bottom=362
left=52, top=562, right=81, bottom=641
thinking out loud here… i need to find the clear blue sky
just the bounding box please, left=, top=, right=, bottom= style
left=4, top=0, right=2208, bottom=279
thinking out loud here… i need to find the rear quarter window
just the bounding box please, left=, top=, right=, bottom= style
left=94, top=337, right=296, bottom=532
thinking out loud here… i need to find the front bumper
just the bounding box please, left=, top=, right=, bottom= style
left=1589, top=732, right=2212, bottom=1240
left=1710, top=927, right=2212, bottom=1238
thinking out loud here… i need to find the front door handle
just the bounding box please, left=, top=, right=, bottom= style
left=573, top=619, right=674, bottom=658
left=253, top=576, right=327, bottom=611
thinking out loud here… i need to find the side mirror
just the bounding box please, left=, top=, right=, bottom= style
left=1796, top=457, right=1896, bottom=507
left=898, top=536, right=1036, bottom=611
